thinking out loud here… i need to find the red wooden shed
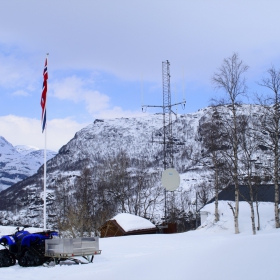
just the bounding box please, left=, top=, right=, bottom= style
left=99, top=213, right=157, bottom=238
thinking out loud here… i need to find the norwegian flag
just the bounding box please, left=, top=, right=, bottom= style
left=41, top=58, right=48, bottom=132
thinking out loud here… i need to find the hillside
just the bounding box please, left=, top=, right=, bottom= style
left=0, top=104, right=273, bottom=228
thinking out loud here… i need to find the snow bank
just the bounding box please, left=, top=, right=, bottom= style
left=200, top=201, right=276, bottom=233
left=111, top=213, right=156, bottom=232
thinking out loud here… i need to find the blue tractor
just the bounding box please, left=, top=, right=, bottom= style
left=0, top=226, right=59, bottom=267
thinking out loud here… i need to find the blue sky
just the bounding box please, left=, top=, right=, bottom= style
left=1, top=1, right=280, bottom=151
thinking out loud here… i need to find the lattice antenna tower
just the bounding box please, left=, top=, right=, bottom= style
left=142, top=60, right=186, bottom=220
left=142, top=60, right=185, bottom=170
left=162, top=60, right=173, bottom=169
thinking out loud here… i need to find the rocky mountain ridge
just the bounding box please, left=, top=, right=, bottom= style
left=0, top=136, right=56, bottom=191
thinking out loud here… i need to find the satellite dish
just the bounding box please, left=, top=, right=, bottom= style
left=161, top=168, right=180, bottom=191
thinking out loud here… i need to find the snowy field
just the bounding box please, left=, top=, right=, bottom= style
left=1, top=201, right=279, bottom=280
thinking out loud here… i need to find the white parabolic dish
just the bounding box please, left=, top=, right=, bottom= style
left=161, top=168, right=180, bottom=191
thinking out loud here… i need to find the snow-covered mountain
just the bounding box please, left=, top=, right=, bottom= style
left=15, top=145, right=39, bottom=155
left=0, top=109, right=205, bottom=226
left=0, top=136, right=56, bottom=191
left=0, top=104, right=271, bottom=227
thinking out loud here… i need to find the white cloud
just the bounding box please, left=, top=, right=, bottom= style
left=11, top=90, right=30, bottom=96
left=0, top=115, right=88, bottom=152
left=84, top=91, right=111, bottom=114
left=51, top=76, right=110, bottom=114
left=51, top=76, right=83, bottom=102
left=1, top=1, right=280, bottom=85
left=95, top=107, right=144, bottom=119
left=0, top=52, right=39, bottom=90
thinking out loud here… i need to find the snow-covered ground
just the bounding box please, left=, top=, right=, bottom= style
left=1, top=201, right=279, bottom=280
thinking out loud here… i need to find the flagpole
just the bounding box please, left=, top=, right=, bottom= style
left=43, top=53, right=49, bottom=230
left=44, top=117, right=47, bottom=230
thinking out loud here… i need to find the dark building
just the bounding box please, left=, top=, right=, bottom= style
left=207, top=184, right=276, bottom=204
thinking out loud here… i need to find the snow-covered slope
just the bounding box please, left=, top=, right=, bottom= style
left=0, top=136, right=56, bottom=191
left=0, top=104, right=272, bottom=227
left=48, top=115, right=164, bottom=171
left=0, top=202, right=279, bottom=280
left=15, top=145, right=39, bottom=155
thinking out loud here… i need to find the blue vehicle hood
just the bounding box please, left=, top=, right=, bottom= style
left=0, top=235, right=16, bottom=246
left=0, top=230, right=59, bottom=247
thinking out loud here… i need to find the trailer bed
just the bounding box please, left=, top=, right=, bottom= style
left=45, top=237, right=101, bottom=260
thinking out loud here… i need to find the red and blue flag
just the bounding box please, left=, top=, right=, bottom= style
left=41, top=58, right=48, bottom=132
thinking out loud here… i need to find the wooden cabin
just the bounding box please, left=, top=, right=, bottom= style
left=99, top=213, right=157, bottom=238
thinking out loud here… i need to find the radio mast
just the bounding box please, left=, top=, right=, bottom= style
left=142, top=60, right=186, bottom=222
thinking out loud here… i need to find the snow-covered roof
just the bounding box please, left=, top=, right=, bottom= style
left=110, top=213, right=156, bottom=232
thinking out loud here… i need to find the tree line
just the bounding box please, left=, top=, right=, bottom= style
left=49, top=148, right=202, bottom=236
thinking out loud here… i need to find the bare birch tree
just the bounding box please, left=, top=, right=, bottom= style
left=198, top=108, right=226, bottom=222
left=212, top=53, right=249, bottom=234
left=238, top=109, right=258, bottom=234
left=257, top=66, right=280, bottom=228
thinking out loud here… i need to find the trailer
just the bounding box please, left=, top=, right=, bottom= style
left=45, top=237, right=101, bottom=265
